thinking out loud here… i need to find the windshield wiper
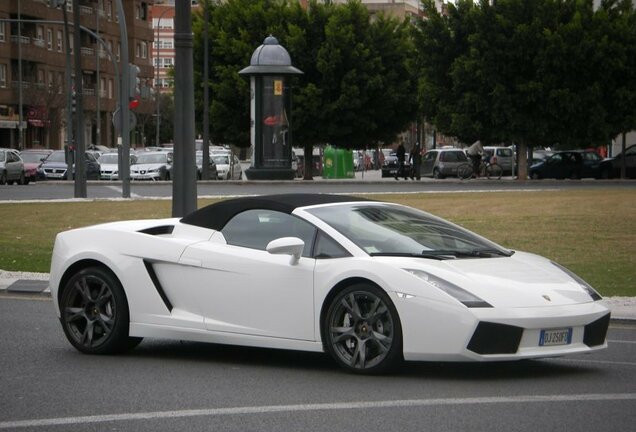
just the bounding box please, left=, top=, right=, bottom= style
left=369, top=252, right=453, bottom=260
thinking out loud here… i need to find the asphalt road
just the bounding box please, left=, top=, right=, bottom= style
left=1, top=295, right=634, bottom=432
left=1, top=172, right=635, bottom=202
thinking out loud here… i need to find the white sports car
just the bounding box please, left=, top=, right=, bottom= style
left=49, top=194, right=610, bottom=373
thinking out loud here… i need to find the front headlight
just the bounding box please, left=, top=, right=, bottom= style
left=551, top=261, right=602, bottom=301
left=403, top=269, right=492, bottom=308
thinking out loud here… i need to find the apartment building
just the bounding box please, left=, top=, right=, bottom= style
left=0, top=0, right=155, bottom=150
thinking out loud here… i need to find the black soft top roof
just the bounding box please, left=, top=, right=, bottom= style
left=180, top=193, right=371, bottom=231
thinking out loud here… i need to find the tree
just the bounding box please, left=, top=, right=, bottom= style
left=414, top=0, right=636, bottom=180
left=192, top=0, right=418, bottom=179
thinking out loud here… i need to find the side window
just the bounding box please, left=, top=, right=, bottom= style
left=222, top=209, right=316, bottom=257
left=314, top=231, right=350, bottom=259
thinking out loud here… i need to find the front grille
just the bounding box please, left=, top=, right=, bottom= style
left=583, top=314, right=611, bottom=347
left=467, top=322, right=523, bottom=355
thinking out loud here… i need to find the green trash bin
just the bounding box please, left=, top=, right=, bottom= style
left=323, top=146, right=355, bottom=179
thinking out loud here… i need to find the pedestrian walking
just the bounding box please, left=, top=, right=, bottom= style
left=395, top=142, right=408, bottom=180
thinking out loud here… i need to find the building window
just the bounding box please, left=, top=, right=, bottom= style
left=37, top=70, right=45, bottom=85
left=57, top=30, right=63, bottom=52
left=48, top=71, right=54, bottom=88
left=106, top=1, right=112, bottom=19
left=163, top=58, right=173, bottom=68
left=163, top=41, right=173, bottom=49
left=135, top=43, right=140, bottom=58
left=117, top=42, right=120, bottom=61
left=0, top=65, right=6, bottom=88
left=141, top=41, right=147, bottom=59
left=47, top=29, right=53, bottom=50
left=0, top=23, right=5, bottom=43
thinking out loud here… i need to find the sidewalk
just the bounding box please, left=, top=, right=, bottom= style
left=1, top=270, right=634, bottom=321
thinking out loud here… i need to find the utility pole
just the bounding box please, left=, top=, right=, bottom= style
left=17, top=0, right=23, bottom=150
left=202, top=0, right=210, bottom=180
left=172, top=1, right=198, bottom=216
left=96, top=0, right=101, bottom=148
left=115, top=0, right=131, bottom=198
left=72, top=0, right=87, bottom=197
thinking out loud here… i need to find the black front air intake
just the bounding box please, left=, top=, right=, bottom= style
left=467, top=322, right=523, bottom=355
left=583, top=314, right=611, bottom=347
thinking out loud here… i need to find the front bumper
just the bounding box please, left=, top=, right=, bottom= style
left=395, top=294, right=610, bottom=362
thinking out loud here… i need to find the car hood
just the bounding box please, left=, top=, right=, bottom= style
left=381, top=251, right=595, bottom=308
left=132, top=163, right=166, bottom=171
left=42, top=161, right=70, bottom=169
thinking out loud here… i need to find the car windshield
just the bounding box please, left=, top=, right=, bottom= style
left=46, top=151, right=67, bottom=163
left=136, top=153, right=167, bottom=164
left=307, top=203, right=512, bottom=259
left=21, top=152, right=48, bottom=163
left=212, top=155, right=229, bottom=165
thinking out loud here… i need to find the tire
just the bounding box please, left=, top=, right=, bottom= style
left=59, top=266, right=142, bottom=355
left=323, top=284, right=402, bottom=374
left=486, top=163, right=503, bottom=180
left=0, top=171, right=6, bottom=185
left=163, top=171, right=170, bottom=181
left=531, top=172, right=540, bottom=180
left=18, top=172, right=26, bottom=185
left=456, top=164, right=473, bottom=180
left=432, top=167, right=444, bottom=179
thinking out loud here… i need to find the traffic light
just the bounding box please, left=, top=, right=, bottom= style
left=129, top=64, right=141, bottom=110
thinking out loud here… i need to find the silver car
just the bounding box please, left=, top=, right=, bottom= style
left=484, top=146, right=515, bottom=174
left=0, top=148, right=27, bottom=185
left=420, top=149, right=469, bottom=179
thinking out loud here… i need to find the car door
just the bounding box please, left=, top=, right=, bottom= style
left=179, top=209, right=317, bottom=340
left=625, top=145, right=636, bottom=178
left=421, top=151, right=437, bottom=176
left=7, top=151, right=22, bottom=180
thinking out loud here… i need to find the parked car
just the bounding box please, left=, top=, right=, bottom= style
left=0, top=148, right=27, bottom=185
left=420, top=148, right=469, bottom=179
left=483, top=146, right=515, bottom=175
left=98, top=152, right=137, bottom=181
left=130, top=151, right=173, bottom=181
left=195, top=151, right=218, bottom=180
left=381, top=152, right=399, bottom=178
left=49, top=194, right=609, bottom=374
left=20, top=149, right=53, bottom=181
left=41, top=150, right=100, bottom=180
left=599, top=144, right=636, bottom=179
left=212, top=152, right=242, bottom=180
left=532, top=150, right=554, bottom=165
left=529, top=150, right=602, bottom=180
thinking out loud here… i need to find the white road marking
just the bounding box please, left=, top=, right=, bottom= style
left=104, top=185, right=142, bottom=199
left=608, top=339, right=636, bottom=344
left=1, top=393, right=634, bottom=429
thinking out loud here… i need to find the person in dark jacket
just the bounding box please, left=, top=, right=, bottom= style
left=395, top=142, right=407, bottom=180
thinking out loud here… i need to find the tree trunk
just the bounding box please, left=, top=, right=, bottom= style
left=303, top=142, right=314, bottom=180
left=516, top=141, right=528, bottom=181
left=620, top=132, right=627, bottom=179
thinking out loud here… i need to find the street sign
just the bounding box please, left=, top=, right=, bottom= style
left=112, top=107, right=137, bottom=131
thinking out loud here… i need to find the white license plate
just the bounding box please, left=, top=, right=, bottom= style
left=539, top=328, right=572, bottom=346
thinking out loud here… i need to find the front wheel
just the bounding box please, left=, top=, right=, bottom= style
left=456, top=163, right=473, bottom=180
left=59, top=266, right=142, bottom=354
left=486, top=163, right=503, bottom=179
left=323, top=284, right=402, bottom=374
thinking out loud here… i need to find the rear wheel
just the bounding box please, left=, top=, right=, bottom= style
left=456, top=163, right=473, bottom=180
left=0, top=171, right=6, bottom=185
left=59, top=266, right=142, bottom=354
left=323, top=284, right=402, bottom=374
left=433, top=167, right=444, bottom=179
left=486, top=163, right=503, bottom=179
left=18, top=172, right=27, bottom=185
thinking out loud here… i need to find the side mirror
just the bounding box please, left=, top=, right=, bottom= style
left=266, top=237, right=304, bottom=265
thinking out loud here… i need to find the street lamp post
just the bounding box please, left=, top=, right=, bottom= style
left=172, top=0, right=197, bottom=217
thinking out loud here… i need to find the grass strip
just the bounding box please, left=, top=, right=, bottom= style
left=1, top=189, right=633, bottom=296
